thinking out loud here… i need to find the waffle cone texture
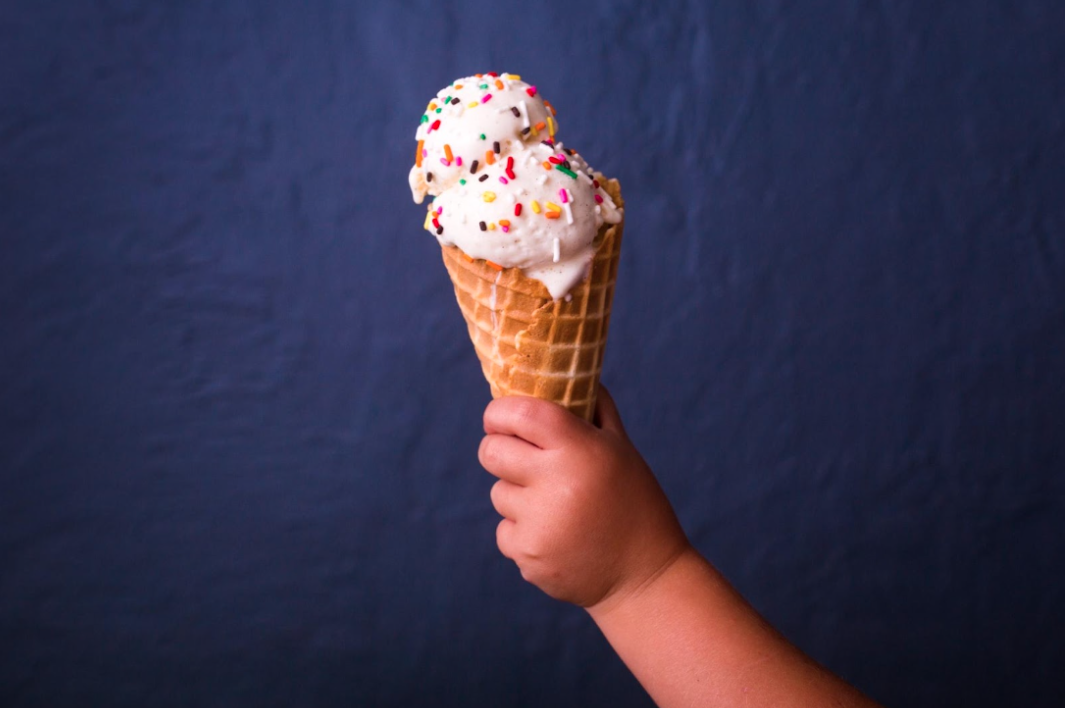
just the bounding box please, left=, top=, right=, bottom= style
left=440, top=178, right=623, bottom=421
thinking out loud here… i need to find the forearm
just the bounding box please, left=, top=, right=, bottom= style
left=587, top=546, right=880, bottom=708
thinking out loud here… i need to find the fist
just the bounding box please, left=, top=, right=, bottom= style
left=478, top=387, right=690, bottom=608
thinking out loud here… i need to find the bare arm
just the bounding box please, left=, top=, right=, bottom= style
left=479, top=388, right=881, bottom=708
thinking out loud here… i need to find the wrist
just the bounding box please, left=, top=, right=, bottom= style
left=586, top=541, right=702, bottom=620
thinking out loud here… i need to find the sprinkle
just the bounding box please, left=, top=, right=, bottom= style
left=499, top=176, right=508, bottom=184
left=424, top=211, right=432, bottom=230
left=432, top=217, right=441, bottom=229
left=459, top=179, right=466, bottom=185
left=482, top=93, right=493, bottom=103
left=510, top=107, right=520, bottom=118
left=439, top=157, right=451, bottom=166
left=498, top=219, right=510, bottom=227
left=592, top=179, right=600, bottom=188
left=426, top=172, right=434, bottom=182
left=451, top=97, right=460, bottom=105
left=455, top=156, right=463, bottom=166
left=485, top=150, right=496, bottom=165
left=479, top=174, right=489, bottom=182
left=479, top=133, right=486, bottom=140
left=493, top=141, right=501, bottom=154
left=544, top=210, right=561, bottom=220
left=531, top=200, right=541, bottom=214
left=514, top=203, right=523, bottom=216
left=428, top=103, right=437, bottom=112
left=482, top=191, right=496, bottom=202
left=518, top=101, right=530, bottom=129
left=500, top=225, right=509, bottom=233
left=552, top=238, right=560, bottom=263
left=488, top=222, right=496, bottom=230
left=420, top=115, right=428, bottom=124
left=435, top=107, right=442, bottom=113
left=541, top=138, right=554, bottom=147
left=470, top=159, right=479, bottom=174
left=534, top=121, right=546, bottom=132
left=494, top=79, right=504, bottom=90
left=486, top=260, right=504, bottom=271
left=521, top=127, right=531, bottom=136
left=429, top=119, right=441, bottom=133
left=444, top=144, right=453, bottom=162
left=544, top=100, right=557, bottom=116
left=564, top=148, right=575, bottom=156
left=563, top=202, right=573, bottom=224
left=594, top=194, right=604, bottom=204
left=454, top=84, right=464, bottom=89
left=415, top=140, right=424, bottom=167
left=461, top=252, right=474, bottom=262
left=479, top=221, right=487, bottom=231
left=559, top=188, right=569, bottom=203
left=547, top=116, right=557, bottom=136
left=542, top=161, right=552, bottom=170
left=505, top=74, right=521, bottom=80
left=475, top=73, right=483, bottom=78
left=505, top=156, right=515, bottom=180
left=546, top=202, right=561, bottom=212
left=479, top=83, right=488, bottom=89
left=467, top=102, right=479, bottom=108
left=548, top=155, right=564, bottom=165
left=487, top=71, right=498, bottom=77
left=526, top=86, right=537, bottom=97
left=555, top=165, right=578, bottom=179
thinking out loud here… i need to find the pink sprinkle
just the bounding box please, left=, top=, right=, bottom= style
left=436, top=207, right=443, bottom=214
left=455, top=156, right=463, bottom=166
left=501, top=225, right=510, bottom=233
left=440, top=158, right=451, bottom=166
left=526, top=86, right=537, bottom=97
left=499, top=176, right=509, bottom=184
left=422, top=149, right=427, bottom=157
left=482, top=93, right=492, bottom=103
left=594, top=194, right=603, bottom=204
left=559, top=188, right=569, bottom=204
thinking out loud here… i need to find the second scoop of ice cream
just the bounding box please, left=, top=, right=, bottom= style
left=425, top=141, right=622, bottom=300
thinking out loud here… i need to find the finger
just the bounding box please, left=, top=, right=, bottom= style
left=478, top=434, right=539, bottom=485
left=490, top=479, right=525, bottom=520
left=495, top=518, right=518, bottom=559
left=593, top=384, right=629, bottom=438
left=483, top=395, right=589, bottom=449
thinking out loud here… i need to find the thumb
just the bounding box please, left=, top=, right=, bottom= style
left=593, top=384, right=628, bottom=438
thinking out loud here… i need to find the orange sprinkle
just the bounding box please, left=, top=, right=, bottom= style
left=444, top=144, right=454, bottom=162
left=475, top=73, right=483, bottom=78
left=494, top=79, right=504, bottom=90
left=544, top=100, right=557, bottom=116
left=485, top=150, right=496, bottom=165
left=534, top=121, right=546, bottom=132
left=486, top=260, right=504, bottom=271
left=542, top=161, right=552, bottom=170
left=461, top=252, right=474, bottom=263
left=427, top=102, right=436, bottom=111
left=498, top=219, right=511, bottom=227
left=544, top=210, right=561, bottom=220
left=454, top=84, right=464, bottom=89
left=416, top=140, right=424, bottom=167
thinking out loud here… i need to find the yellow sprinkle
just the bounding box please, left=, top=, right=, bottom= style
left=531, top=200, right=541, bottom=214
left=547, top=116, right=556, bottom=136
left=423, top=211, right=433, bottom=230
left=427, top=102, right=436, bottom=111
left=504, top=74, right=521, bottom=80
left=488, top=222, right=497, bottom=230
left=546, top=202, right=561, bottom=212
left=483, top=192, right=497, bottom=202
left=467, top=101, right=479, bottom=108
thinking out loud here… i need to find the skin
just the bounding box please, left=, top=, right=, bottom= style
left=479, top=387, right=883, bottom=708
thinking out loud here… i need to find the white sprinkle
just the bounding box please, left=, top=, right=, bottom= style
left=552, top=237, right=560, bottom=263
left=537, top=174, right=548, bottom=186
left=594, top=205, right=601, bottom=215
left=519, top=100, right=530, bottom=129
left=563, top=202, right=573, bottom=225
left=577, top=171, right=592, bottom=184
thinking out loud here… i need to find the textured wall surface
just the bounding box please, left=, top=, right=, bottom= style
left=2, top=1, right=1064, bottom=706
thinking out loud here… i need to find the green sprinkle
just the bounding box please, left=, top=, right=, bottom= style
left=479, top=133, right=486, bottom=140
left=459, top=179, right=466, bottom=185
left=555, top=165, right=578, bottom=179
left=421, top=115, right=428, bottom=123
left=435, top=108, right=442, bottom=113
left=479, top=83, right=488, bottom=89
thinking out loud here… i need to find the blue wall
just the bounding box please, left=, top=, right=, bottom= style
left=2, top=2, right=1063, bottom=705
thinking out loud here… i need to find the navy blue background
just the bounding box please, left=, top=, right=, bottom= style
left=2, top=1, right=1064, bottom=706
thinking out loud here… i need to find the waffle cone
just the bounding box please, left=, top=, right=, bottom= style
left=440, top=178, right=623, bottom=421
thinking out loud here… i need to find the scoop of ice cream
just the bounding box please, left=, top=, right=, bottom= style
left=409, top=73, right=556, bottom=203
left=422, top=141, right=622, bottom=299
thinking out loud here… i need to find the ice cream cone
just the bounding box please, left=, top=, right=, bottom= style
left=440, top=178, right=624, bottom=421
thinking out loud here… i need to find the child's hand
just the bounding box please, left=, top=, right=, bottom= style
left=478, top=386, right=690, bottom=608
